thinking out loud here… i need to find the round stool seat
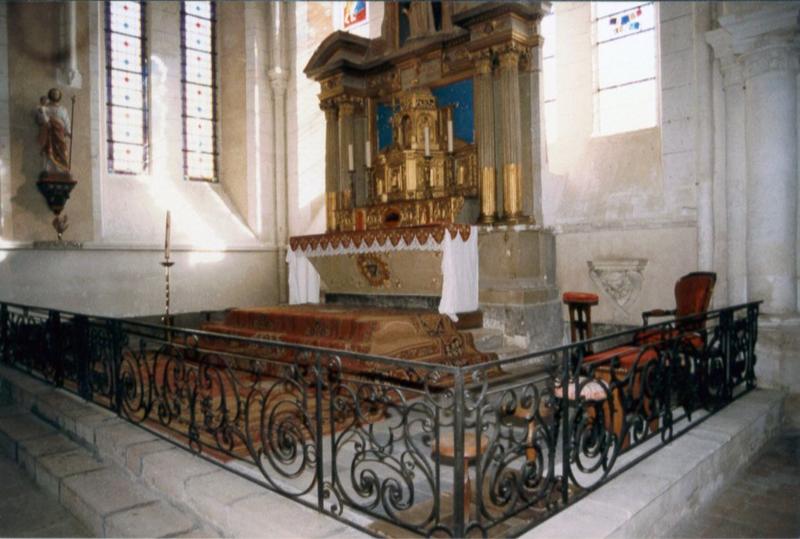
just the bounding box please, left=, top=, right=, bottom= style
left=562, top=291, right=599, bottom=306
left=435, top=432, right=489, bottom=461
left=553, top=377, right=608, bottom=401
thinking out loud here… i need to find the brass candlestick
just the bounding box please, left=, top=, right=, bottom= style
left=161, top=210, right=173, bottom=341
left=161, top=258, right=174, bottom=339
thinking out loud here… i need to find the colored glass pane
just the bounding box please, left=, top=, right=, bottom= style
left=181, top=1, right=217, bottom=181
left=106, top=1, right=148, bottom=174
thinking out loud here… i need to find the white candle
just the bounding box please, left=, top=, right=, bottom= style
left=347, top=143, right=354, bottom=171
left=424, top=126, right=430, bottom=156
left=365, top=140, right=371, bottom=167
left=164, top=210, right=171, bottom=259
left=447, top=120, right=454, bottom=153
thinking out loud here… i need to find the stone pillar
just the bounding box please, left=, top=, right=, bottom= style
left=321, top=100, right=339, bottom=232
left=497, top=45, right=525, bottom=223
left=519, top=43, right=542, bottom=224
left=744, top=38, right=799, bottom=314
left=721, top=57, right=748, bottom=305
left=474, top=49, right=497, bottom=224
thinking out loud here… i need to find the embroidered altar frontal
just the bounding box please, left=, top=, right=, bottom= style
left=286, top=224, right=479, bottom=318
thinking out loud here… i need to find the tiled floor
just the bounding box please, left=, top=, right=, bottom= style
left=0, top=453, right=92, bottom=538
left=670, top=415, right=800, bottom=538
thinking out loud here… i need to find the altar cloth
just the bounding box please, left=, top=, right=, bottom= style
left=286, top=225, right=478, bottom=319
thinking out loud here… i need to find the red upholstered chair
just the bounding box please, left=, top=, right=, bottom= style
left=637, top=272, right=717, bottom=347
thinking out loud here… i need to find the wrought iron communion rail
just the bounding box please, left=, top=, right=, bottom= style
left=0, top=300, right=760, bottom=538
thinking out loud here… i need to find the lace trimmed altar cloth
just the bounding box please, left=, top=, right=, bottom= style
left=286, top=225, right=478, bottom=320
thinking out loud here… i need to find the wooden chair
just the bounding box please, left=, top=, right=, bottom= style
left=637, top=272, right=717, bottom=347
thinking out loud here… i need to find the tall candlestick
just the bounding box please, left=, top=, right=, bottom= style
left=164, top=210, right=171, bottom=259
left=424, top=126, right=430, bottom=156
left=347, top=143, right=354, bottom=171
left=365, top=140, right=371, bottom=167
left=447, top=120, right=454, bottom=153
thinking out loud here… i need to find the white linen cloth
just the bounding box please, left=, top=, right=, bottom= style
left=286, top=226, right=479, bottom=320
left=286, top=248, right=321, bottom=304
left=438, top=226, right=479, bottom=320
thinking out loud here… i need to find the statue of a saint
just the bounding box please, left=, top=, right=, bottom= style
left=404, top=1, right=435, bottom=39
left=36, top=88, right=72, bottom=174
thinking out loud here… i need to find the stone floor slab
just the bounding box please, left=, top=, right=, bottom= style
left=61, top=467, right=159, bottom=535
left=36, top=449, right=108, bottom=498
left=105, top=500, right=196, bottom=538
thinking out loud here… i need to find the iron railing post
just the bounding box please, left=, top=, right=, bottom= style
left=452, top=368, right=466, bottom=536
left=74, top=316, right=92, bottom=400
left=560, top=348, right=572, bottom=506
left=111, top=320, right=124, bottom=415
left=1, top=304, right=9, bottom=365
left=314, top=352, right=325, bottom=513
left=49, top=310, right=64, bottom=387
left=720, top=309, right=733, bottom=402
left=746, top=303, right=759, bottom=389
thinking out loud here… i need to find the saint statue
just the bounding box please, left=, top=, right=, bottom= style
left=404, top=1, right=435, bottom=39
left=36, top=88, right=72, bottom=174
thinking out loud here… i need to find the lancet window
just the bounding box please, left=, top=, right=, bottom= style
left=181, top=0, right=218, bottom=182
left=105, top=0, right=148, bottom=174
left=593, top=1, right=657, bottom=136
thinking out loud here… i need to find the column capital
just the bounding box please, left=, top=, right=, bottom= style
left=471, top=49, right=494, bottom=75
left=268, top=68, right=289, bottom=94
left=497, top=43, right=523, bottom=71
left=743, top=37, right=800, bottom=79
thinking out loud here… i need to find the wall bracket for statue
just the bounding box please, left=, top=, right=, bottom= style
left=588, top=258, right=648, bottom=314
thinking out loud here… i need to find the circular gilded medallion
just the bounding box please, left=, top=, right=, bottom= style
left=356, top=253, right=391, bottom=287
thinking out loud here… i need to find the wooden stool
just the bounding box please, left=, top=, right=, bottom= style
left=563, top=292, right=599, bottom=352
left=434, top=432, right=489, bottom=522
left=509, top=402, right=552, bottom=463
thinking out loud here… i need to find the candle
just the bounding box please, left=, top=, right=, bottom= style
left=365, top=139, right=371, bottom=167
left=424, top=126, right=430, bottom=157
left=447, top=120, right=454, bottom=153
left=164, top=210, right=171, bottom=259
left=347, top=143, right=354, bottom=171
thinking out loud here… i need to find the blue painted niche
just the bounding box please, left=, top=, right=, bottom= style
left=376, top=78, right=474, bottom=151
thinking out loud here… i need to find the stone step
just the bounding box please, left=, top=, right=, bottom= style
left=0, top=404, right=200, bottom=538
left=0, top=364, right=368, bottom=539
left=466, top=327, right=505, bottom=351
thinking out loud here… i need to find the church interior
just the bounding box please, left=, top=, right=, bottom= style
left=0, top=1, right=798, bottom=537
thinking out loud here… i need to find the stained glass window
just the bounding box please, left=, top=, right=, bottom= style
left=181, top=0, right=218, bottom=182
left=105, top=1, right=148, bottom=174
left=593, top=2, right=657, bottom=136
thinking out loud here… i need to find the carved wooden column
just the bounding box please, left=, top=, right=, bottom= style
left=474, top=49, right=497, bottom=224
left=322, top=99, right=339, bottom=232
left=337, top=98, right=356, bottom=208
left=497, top=45, right=526, bottom=223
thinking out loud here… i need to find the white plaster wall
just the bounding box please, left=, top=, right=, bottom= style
left=0, top=246, right=278, bottom=317
left=543, top=2, right=704, bottom=325
left=0, top=3, right=10, bottom=238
